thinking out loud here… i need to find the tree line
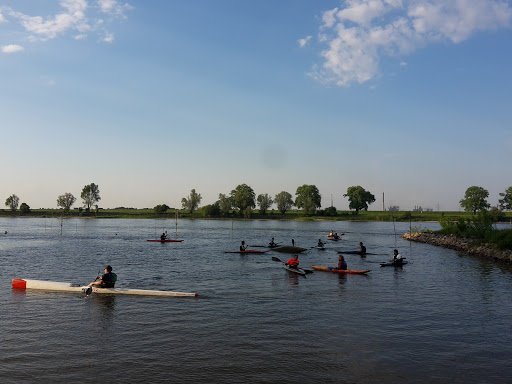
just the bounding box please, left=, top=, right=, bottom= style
left=3, top=183, right=512, bottom=217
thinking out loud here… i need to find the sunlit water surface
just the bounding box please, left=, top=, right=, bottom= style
left=1, top=218, right=511, bottom=383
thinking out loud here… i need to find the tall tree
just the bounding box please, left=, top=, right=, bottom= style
left=460, top=186, right=490, bottom=214
left=5, top=194, right=19, bottom=211
left=19, top=203, right=30, bottom=214
left=57, top=192, right=76, bottom=212
left=295, top=185, right=321, bottom=215
left=257, top=193, right=273, bottom=214
left=154, top=204, right=170, bottom=214
left=230, top=184, right=256, bottom=215
left=81, top=183, right=101, bottom=212
left=499, top=186, right=512, bottom=211
left=181, top=189, right=202, bottom=213
left=218, top=193, right=232, bottom=216
left=275, top=191, right=294, bottom=214
left=343, top=186, right=375, bottom=214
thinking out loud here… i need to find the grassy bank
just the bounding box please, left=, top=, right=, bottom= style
left=1, top=208, right=511, bottom=222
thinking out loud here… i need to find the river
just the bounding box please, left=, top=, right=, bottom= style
left=1, top=218, right=511, bottom=383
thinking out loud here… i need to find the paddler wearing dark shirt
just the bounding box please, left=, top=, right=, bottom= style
left=88, top=265, right=116, bottom=288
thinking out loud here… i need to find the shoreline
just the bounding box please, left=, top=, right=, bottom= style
left=402, top=232, right=512, bottom=263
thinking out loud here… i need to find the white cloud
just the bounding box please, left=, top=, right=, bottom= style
left=0, top=12, right=6, bottom=23
left=312, top=0, right=512, bottom=86
left=298, top=35, right=312, bottom=48
left=1, top=44, right=24, bottom=53
left=10, top=0, right=89, bottom=41
left=103, top=32, right=114, bottom=43
left=98, top=0, right=134, bottom=17
left=3, top=0, right=132, bottom=47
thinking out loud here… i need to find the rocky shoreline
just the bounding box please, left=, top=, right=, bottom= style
left=402, top=232, right=512, bottom=263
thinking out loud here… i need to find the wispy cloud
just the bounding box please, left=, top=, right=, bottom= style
left=1, top=44, right=24, bottom=54
left=298, top=35, right=312, bottom=48
left=2, top=0, right=132, bottom=48
left=311, top=0, right=512, bottom=86
left=98, top=0, right=133, bottom=17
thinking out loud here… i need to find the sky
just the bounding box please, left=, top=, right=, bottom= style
left=1, top=0, right=511, bottom=211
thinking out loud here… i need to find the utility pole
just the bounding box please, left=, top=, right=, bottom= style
left=382, top=192, right=385, bottom=211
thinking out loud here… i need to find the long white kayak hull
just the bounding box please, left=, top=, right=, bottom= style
left=12, top=279, right=198, bottom=297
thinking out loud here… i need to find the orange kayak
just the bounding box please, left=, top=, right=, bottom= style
left=310, top=265, right=371, bottom=274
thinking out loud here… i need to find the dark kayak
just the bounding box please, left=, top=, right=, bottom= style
left=380, top=261, right=408, bottom=267
left=283, top=264, right=307, bottom=276
left=272, top=246, right=307, bottom=253
left=147, top=239, right=184, bottom=242
left=337, top=251, right=378, bottom=255
left=224, top=250, right=270, bottom=254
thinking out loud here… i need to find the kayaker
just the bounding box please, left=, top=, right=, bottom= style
left=392, top=249, right=403, bottom=262
left=160, top=232, right=167, bottom=240
left=88, top=265, right=117, bottom=288
left=359, top=242, right=367, bottom=253
left=333, top=233, right=340, bottom=240
left=269, top=238, right=276, bottom=247
left=285, top=255, right=300, bottom=269
left=240, top=241, right=248, bottom=251
left=317, top=239, right=324, bottom=247
left=337, top=255, right=347, bottom=270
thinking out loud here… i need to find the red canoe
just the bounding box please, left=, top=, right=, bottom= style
left=310, top=265, right=371, bottom=274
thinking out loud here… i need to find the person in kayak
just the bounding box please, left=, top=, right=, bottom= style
left=392, top=249, right=403, bottom=262
left=336, top=255, right=347, bottom=270
left=317, top=239, right=325, bottom=247
left=88, top=265, right=117, bottom=288
left=240, top=241, right=248, bottom=251
left=333, top=233, right=340, bottom=240
left=269, top=238, right=277, bottom=247
left=359, top=242, right=367, bottom=254
left=285, top=255, right=300, bottom=269
left=160, top=232, right=167, bottom=240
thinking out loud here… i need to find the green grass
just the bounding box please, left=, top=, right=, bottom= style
left=1, top=208, right=511, bottom=223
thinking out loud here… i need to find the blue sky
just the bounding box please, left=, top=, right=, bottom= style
left=1, top=0, right=511, bottom=211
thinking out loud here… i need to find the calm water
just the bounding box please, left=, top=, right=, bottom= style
left=1, top=218, right=511, bottom=383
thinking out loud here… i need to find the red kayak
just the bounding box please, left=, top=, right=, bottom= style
left=310, top=265, right=371, bottom=274
left=224, top=250, right=269, bottom=254
left=147, top=239, right=184, bottom=242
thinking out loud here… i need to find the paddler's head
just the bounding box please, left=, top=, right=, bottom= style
left=105, top=265, right=112, bottom=272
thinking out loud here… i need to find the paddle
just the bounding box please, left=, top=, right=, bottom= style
left=271, top=257, right=314, bottom=274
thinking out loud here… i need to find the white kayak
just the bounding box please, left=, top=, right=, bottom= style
left=12, top=279, right=198, bottom=297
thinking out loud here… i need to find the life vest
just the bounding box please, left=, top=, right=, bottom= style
left=287, top=258, right=299, bottom=267
left=101, top=272, right=117, bottom=288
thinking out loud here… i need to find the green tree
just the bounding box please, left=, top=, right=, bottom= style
left=81, top=183, right=101, bottom=213
left=181, top=189, right=202, bottom=213
left=257, top=193, right=273, bottom=214
left=230, top=184, right=256, bottom=215
left=460, top=186, right=490, bottom=214
left=218, top=193, right=232, bottom=216
left=5, top=194, right=19, bottom=211
left=154, top=204, right=170, bottom=214
left=19, top=202, right=30, bottom=214
left=343, top=186, right=375, bottom=214
left=57, top=192, right=76, bottom=212
left=499, top=186, right=512, bottom=211
left=295, top=185, right=321, bottom=215
left=200, top=202, right=221, bottom=217
left=274, top=191, right=294, bottom=214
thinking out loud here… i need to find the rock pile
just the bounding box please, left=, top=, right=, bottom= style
left=402, top=232, right=512, bottom=263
